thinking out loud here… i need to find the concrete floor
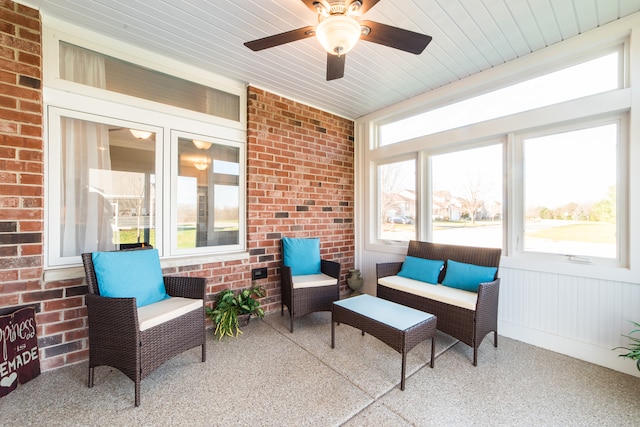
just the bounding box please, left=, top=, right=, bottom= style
left=1, top=311, right=639, bottom=426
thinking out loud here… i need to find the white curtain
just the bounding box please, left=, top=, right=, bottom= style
left=60, top=44, right=115, bottom=256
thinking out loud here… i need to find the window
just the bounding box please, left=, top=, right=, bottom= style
left=378, top=159, right=416, bottom=242
left=520, top=122, right=620, bottom=261
left=431, top=144, right=503, bottom=248
left=380, top=50, right=621, bottom=146
left=173, top=136, right=242, bottom=254
left=48, top=110, right=160, bottom=265
left=44, top=28, right=246, bottom=268
left=365, top=42, right=631, bottom=277
left=59, top=42, right=240, bottom=122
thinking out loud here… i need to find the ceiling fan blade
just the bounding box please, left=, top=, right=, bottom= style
left=326, top=53, right=346, bottom=81
left=244, top=26, right=316, bottom=51
left=360, top=20, right=432, bottom=54
left=300, top=0, right=326, bottom=13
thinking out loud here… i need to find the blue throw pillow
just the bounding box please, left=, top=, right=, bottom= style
left=397, top=256, right=443, bottom=284
left=92, top=249, right=168, bottom=307
left=282, top=237, right=321, bottom=275
left=442, top=259, right=498, bottom=292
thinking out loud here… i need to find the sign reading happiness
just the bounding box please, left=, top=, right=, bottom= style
left=0, top=306, right=40, bottom=398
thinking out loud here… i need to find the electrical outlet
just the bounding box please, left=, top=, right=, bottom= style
left=252, top=267, right=268, bottom=280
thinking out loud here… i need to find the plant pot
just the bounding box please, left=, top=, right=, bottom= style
left=237, top=313, right=251, bottom=327
left=347, top=269, right=363, bottom=293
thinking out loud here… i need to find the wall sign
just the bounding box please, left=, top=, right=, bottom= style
left=0, top=306, right=40, bottom=398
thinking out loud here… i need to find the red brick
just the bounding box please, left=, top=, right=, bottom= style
left=39, top=355, right=65, bottom=371
left=44, top=318, right=84, bottom=335
left=42, top=296, right=83, bottom=311
left=65, top=348, right=89, bottom=364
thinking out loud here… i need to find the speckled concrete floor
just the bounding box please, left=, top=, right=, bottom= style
left=1, top=311, right=638, bottom=426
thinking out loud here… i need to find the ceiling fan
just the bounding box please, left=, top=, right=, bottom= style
left=244, top=0, right=432, bottom=81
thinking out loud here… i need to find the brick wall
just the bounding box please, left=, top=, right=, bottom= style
left=0, top=2, right=354, bottom=371
left=0, top=0, right=50, bottom=361
left=246, top=87, right=355, bottom=311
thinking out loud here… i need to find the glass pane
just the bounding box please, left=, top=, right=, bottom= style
left=177, top=138, right=240, bottom=249
left=60, top=42, right=240, bottom=121
left=59, top=117, right=156, bottom=257
left=378, top=160, right=416, bottom=241
left=381, top=51, right=620, bottom=145
left=524, top=124, right=617, bottom=258
left=431, top=145, right=503, bottom=248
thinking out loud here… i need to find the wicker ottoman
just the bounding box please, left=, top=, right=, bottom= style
left=331, top=294, right=437, bottom=390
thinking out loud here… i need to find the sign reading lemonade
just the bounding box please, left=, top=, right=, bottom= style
left=0, top=306, right=40, bottom=398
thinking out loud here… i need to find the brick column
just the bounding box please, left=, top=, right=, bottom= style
left=246, top=87, right=355, bottom=312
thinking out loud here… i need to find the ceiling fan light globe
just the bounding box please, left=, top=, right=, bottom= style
left=316, top=15, right=361, bottom=56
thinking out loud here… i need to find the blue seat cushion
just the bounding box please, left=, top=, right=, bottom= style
left=397, top=256, right=444, bottom=284
left=442, top=259, right=498, bottom=293
left=282, top=237, right=322, bottom=275
left=92, top=249, right=168, bottom=307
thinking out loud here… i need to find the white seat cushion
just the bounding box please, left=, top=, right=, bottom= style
left=137, top=296, right=203, bottom=331
left=378, top=275, right=477, bottom=311
left=292, top=273, right=337, bottom=289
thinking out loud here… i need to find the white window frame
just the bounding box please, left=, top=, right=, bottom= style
left=374, top=155, right=418, bottom=244
left=509, top=115, right=629, bottom=269
left=42, top=19, right=248, bottom=271
left=169, top=130, right=246, bottom=257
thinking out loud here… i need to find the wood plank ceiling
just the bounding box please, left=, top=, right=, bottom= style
left=21, top=0, right=640, bottom=119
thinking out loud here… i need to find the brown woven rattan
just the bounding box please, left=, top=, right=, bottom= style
left=82, top=251, right=206, bottom=407
left=376, top=240, right=501, bottom=366
left=280, top=240, right=341, bottom=332
left=331, top=297, right=437, bottom=390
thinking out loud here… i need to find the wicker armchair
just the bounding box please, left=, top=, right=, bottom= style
left=81, top=249, right=206, bottom=407
left=280, top=237, right=340, bottom=332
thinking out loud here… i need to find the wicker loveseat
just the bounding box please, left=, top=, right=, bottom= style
left=82, top=248, right=206, bottom=406
left=376, top=240, right=501, bottom=365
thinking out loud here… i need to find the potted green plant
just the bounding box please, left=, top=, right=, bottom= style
left=206, top=286, right=266, bottom=340
left=615, top=321, right=640, bottom=371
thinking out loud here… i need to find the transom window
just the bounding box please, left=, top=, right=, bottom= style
left=380, top=50, right=621, bottom=146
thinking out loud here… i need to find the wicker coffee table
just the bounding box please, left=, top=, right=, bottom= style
left=331, top=294, right=437, bottom=390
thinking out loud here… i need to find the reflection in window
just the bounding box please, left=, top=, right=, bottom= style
left=523, top=124, right=617, bottom=258
left=59, top=117, right=156, bottom=257
left=431, top=145, right=503, bottom=248
left=177, top=138, right=240, bottom=249
left=378, top=159, right=416, bottom=242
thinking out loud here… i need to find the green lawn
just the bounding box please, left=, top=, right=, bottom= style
left=116, top=225, right=238, bottom=249
left=116, top=228, right=194, bottom=248
left=526, top=222, right=615, bottom=244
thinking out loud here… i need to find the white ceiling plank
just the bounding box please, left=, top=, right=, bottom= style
left=461, top=0, right=519, bottom=64
left=485, top=0, right=534, bottom=58
left=548, top=0, right=581, bottom=40
left=503, top=0, right=549, bottom=51
left=619, top=0, right=640, bottom=17
left=594, top=0, right=621, bottom=25
left=572, top=0, right=599, bottom=32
